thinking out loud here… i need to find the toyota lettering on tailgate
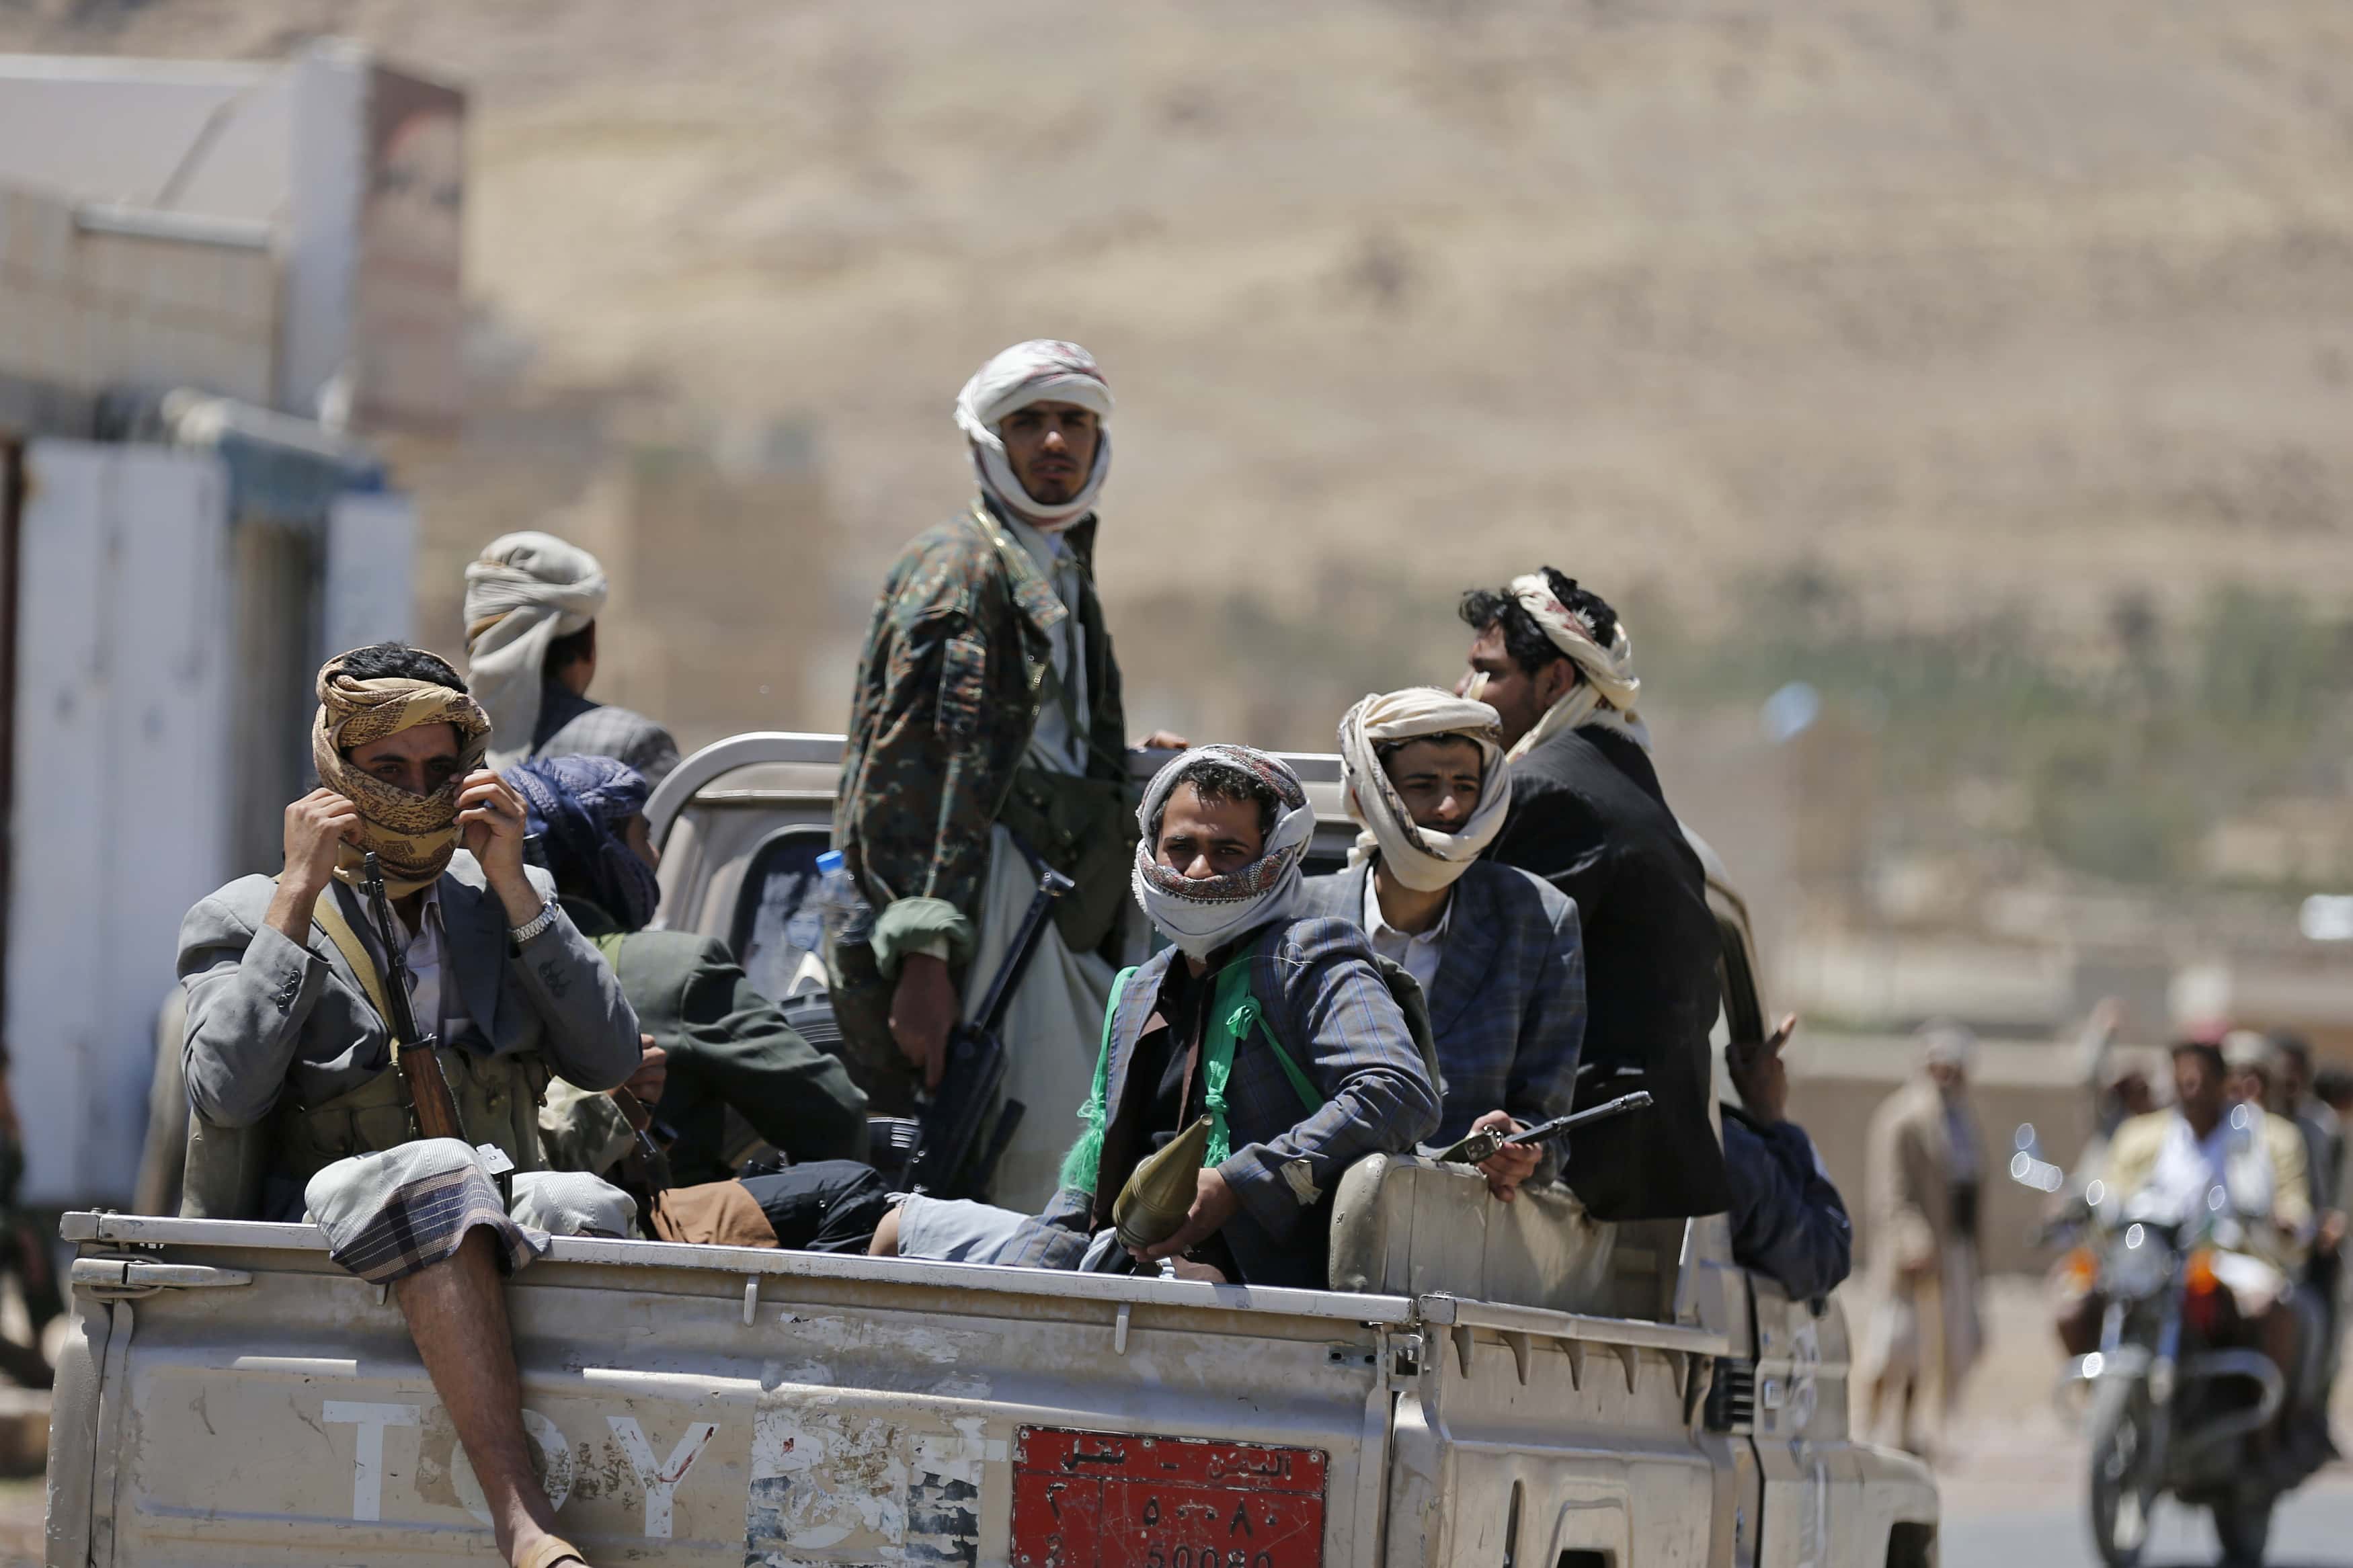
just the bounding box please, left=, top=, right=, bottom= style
left=1010, top=1426, right=1326, bottom=1568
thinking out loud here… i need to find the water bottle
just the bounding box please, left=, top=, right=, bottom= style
left=811, top=849, right=873, bottom=949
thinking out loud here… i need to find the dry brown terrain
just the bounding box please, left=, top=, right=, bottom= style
left=5, top=0, right=2351, bottom=747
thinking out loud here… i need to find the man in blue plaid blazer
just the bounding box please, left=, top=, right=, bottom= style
left=876, top=745, right=1439, bottom=1288
left=1300, top=859, right=1584, bottom=1188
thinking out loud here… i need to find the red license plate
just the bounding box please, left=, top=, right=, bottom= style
left=1010, top=1426, right=1327, bottom=1568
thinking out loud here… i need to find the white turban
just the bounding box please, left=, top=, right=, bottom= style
left=1917, top=1019, right=1979, bottom=1073
left=1494, top=571, right=1649, bottom=761
left=1337, top=689, right=1511, bottom=893
left=953, top=339, right=1114, bottom=532
left=463, top=530, right=608, bottom=770
left=1131, top=745, right=1315, bottom=958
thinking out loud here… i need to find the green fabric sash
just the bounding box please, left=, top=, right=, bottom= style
left=1058, top=960, right=1324, bottom=1194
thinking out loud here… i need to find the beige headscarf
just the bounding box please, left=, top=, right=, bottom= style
left=1337, top=689, right=1511, bottom=893
left=463, top=532, right=608, bottom=770
left=312, top=650, right=493, bottom=897
left=1492, top=571, right=1648, bottom=760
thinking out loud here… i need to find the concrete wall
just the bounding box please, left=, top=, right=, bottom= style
left=6, top=440, right=233, bottom=1205
left=0, top=184, right=275, bottom=408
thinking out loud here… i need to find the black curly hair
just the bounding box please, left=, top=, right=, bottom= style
left=337, top=643, right=467, bottom=692
left=1458, top=567, right=1620, bottom=677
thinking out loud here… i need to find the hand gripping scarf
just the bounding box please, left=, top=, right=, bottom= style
left=311, top=650, right=493, bottom=898
left=508, top=754, right=660, bottom=932
left=1337, top=688, right=1512, bottom=893
left=1130, top=745, right=1316, bottom=959
left=953, top=339, right=1114, bottom=532
left=462, top=531, right=609, bottom=770
left=1497, top=571, right=1651, bottom=761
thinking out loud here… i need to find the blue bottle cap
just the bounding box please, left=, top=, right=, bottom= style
left=815, top=850, right=845, bottom=875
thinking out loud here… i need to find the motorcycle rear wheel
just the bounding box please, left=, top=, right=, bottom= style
left=2086, top=1376, right=2159, bottom=1567
left=2211, top=1493, right=2273, bottom=1566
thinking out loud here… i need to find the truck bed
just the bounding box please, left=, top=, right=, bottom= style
left=46, top=1209, right=1738, bottom=1567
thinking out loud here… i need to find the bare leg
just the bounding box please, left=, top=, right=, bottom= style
left=869, top=1206, right=904, bottom=1257
left=393, top=1230, right=584, bottom=1567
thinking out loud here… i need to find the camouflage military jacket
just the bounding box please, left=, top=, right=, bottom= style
left=834, top=499, right=1129, bottom=973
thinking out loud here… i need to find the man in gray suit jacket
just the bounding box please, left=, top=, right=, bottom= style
left=176, top=644, right=637, bottom=1568
left=1301, top=689, right=1586, bottom=1202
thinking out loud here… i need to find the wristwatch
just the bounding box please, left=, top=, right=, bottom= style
left=510, top=899, right=560, bottom=948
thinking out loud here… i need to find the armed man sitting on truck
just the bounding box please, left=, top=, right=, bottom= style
left=871, top=745, right=1442, bottom=1286
left=1298, top=688, right=1585, bottom=1204
left=509, top=753, right=891, bottom=1253
left=177, top=645, right=642, bottom=1568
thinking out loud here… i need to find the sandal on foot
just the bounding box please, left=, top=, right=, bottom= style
left=515, top=1536, right=590, bottom=1568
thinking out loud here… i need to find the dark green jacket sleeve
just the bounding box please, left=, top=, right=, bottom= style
left=672, top=939, right=869, bottom=1165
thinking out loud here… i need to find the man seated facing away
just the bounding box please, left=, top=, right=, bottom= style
left=177, top=645, right=643, bottom=1568
left=871, top=745, right=1441, bottom=1286
left=1722, top=1014, right=1852, bottom=1303
left=465, top=531, right=681, bottom=786
left=507, top=754, right=887, bottom=1253
left=2087, top=1040, right=2313, bottom=1475
left=1298, top=688, right=1584, bottom=1203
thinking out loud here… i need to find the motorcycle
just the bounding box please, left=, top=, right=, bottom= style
left=2011, top=1122, right=2292, bottom=1567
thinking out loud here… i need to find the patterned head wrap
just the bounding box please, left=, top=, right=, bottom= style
left=1337, top=688, right=1512, bottom=893
left=507, top=754, right=660, bottom=932
left=311, top=649, right=493, bottom=897
left=1131, top=745, right=1316, bottom=958
left=953, top=339, right=1114, bottom=532
left=1490, top=571, right=1648, bottom=760
left=463, top=531, right=609, bottom=770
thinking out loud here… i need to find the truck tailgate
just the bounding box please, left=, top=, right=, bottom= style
left=49, top=1214, right=1406, bottom=1567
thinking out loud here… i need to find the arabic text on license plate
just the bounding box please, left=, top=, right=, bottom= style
left=1009, top=1426, right=1326, bottom=1568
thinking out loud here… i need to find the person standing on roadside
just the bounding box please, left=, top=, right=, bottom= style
left=834, top=341, right=1185, bottom=1209
left=1858, top=1022, right=1987, bottom=1458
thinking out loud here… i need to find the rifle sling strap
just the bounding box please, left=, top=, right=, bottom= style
left=286, top=880, right=402, bottom=1040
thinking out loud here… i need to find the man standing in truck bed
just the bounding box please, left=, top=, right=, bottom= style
left=835, top=340, right=1183, bottom=1208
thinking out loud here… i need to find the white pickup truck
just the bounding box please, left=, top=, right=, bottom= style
left=47, top=736, right=1936, bottom=1568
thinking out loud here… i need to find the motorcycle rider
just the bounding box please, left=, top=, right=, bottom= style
left=2088, top=1040, right=2317, bottom=1477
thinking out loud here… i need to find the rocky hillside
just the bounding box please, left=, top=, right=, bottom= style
left=8, top=0, right=2352, bottom=751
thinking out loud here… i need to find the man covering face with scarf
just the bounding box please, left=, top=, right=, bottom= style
left=834, top=339, right=1187, bottom=1213
left=1300, top=690, right=1586, bottom=1201
left=872, top=745, right=1439, bottom=1288
left=1457, top=571, right=1729, bottom=1222
left=175, top=644, right=641, bottom=1568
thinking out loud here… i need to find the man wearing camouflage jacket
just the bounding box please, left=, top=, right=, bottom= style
left=834, top=340, right=1183, bottom=1208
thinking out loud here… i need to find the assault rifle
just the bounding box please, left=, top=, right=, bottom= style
left=1433, top=1089, right=1654, bottom=1167
left=903, top=866, right=1074, bottom=1200
left=606, top=1085, right=673, bottom=1240
left=359, top=851, right=516, bottom=1199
